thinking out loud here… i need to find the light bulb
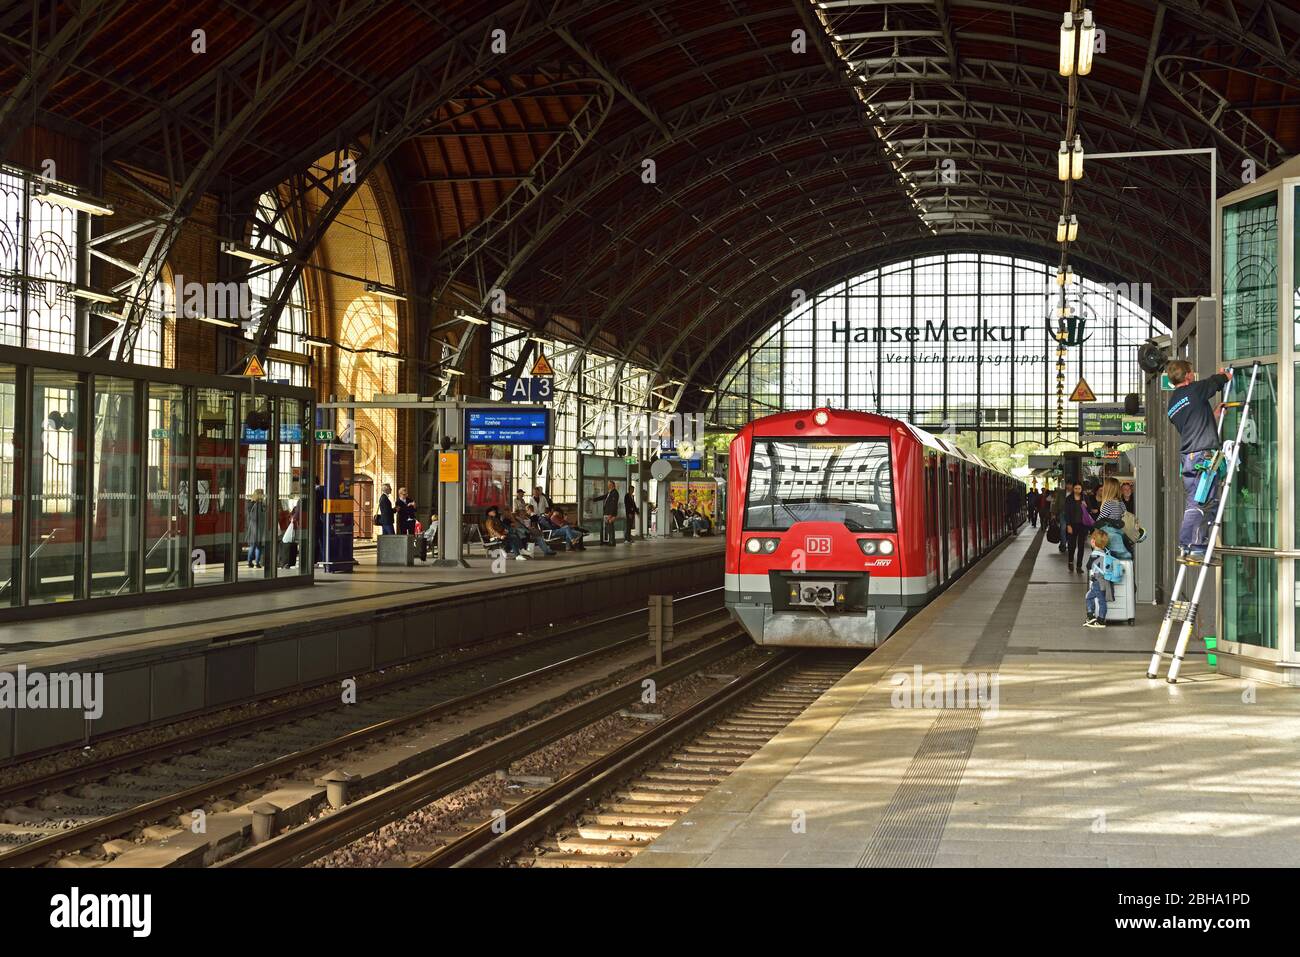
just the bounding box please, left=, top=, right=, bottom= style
left=1067, top=215, right=1079, bottom=241
left=1059, top=11, right=1076, bottom=76
left=1058, top=140, right=1070, bottom=181
left=1071, top=136, right=1085, bottom=180
left=1078, top=10, right=1096, bottom=75
left=1056, top=216, right=1068, bottom=243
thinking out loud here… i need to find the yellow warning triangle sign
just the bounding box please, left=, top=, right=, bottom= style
left=530, top=352, right=554, bottom=376
left=242, top=354, right=266, bottom=378
left=1069, top=377, right=1096, bottom=402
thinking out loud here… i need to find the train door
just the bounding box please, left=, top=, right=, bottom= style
left=938, top=455, right=950, bottom=581
left=924, top=454, right=939, bottom=588
left=979, top=473, right=987, bottom=551
left=965, top=468, right=975, bottom=560
left=954, top=462, right=965, bottom=568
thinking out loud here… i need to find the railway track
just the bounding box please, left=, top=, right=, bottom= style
left=0, top=594, right=728, bottom=868
left=411, top=650, right=862, bottom=868
left=220, top=632, right=764, bottom=867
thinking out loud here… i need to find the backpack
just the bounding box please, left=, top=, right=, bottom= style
left=1045, top=523, right=1061, bottom=544
left=1100, top=553, right=1125, bottom=584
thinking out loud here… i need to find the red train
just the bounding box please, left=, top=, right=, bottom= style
left=725, top=408, right=1023, bottom=648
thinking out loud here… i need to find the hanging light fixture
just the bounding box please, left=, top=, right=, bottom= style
left=1058, top=11, right=1077, bottom=76
left=1078, top=10, right=1096, bottom=75
left=1070, top=136, right=1085, bottom=180
left=1057, top=141, right=1070, bottom=181
left=1067, top=215, right=1079, bottom=241
left=1056, top=216, right=1068, bottom=243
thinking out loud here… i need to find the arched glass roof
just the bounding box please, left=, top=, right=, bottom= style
left=710, top=251, right=1166, bottom=448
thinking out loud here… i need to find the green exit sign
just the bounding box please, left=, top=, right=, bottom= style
left=314, top=429, right=335, bottom=442
left=1160, top=373, right=1174, bottom=391
left=624, top=455, right=638, bottom=465
left=1120, top=418, right=1146, bottom=434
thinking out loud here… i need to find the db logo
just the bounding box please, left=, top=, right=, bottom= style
left=805, top=536, right=832, bottom=555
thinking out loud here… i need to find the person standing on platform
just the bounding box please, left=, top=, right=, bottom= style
left=313, top=482, right=325, bottom=565
left=1026, top=485, right=1040, bottom=528
left=1054, top=482, right=1068, bottom=553
left=1165, top=359, right=1233, bottom=560
left=396, top=486, right=417, bottom=534
left=1120, top=481, right=1135, bottom=513
left=623, top=487, right=639, bottom=543
left=281, top=493, right=302, bottom=569
left=532, top=486, right=553, bottom=515
left=376, top=483, right=395, bottom=536
left=245, top=488, right=267, bottom=568
left=591, top=479, right=620, bottom=546
left=1063, top=482, right=1092, bottom=573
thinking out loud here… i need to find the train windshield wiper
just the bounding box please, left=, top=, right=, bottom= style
left=842, top=518, right=869, bottom=533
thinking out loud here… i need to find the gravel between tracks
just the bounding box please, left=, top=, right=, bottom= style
left=311, top=645, right=773, bottom=868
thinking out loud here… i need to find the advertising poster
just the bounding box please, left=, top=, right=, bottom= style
left=466, top=443, right=513, bottom=510
left=670, top=480, right=717, bottom=520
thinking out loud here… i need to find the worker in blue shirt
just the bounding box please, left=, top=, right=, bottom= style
left=1165, top=359, right=1231, bottom=560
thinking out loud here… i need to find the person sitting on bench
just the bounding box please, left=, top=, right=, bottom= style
left=416, top=513, right=438, bottom=562
left=541, top=507, right=584, bottom=551
left=510, top=504, right=555, bottom=556
left=485, top=506, right=528, bottom=560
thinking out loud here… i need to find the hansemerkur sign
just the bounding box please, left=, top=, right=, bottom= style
left=828, top=319, right=1038, bottom=344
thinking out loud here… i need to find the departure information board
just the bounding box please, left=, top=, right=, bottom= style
left=1078, top=403, right=1145, bottom=437
left=465, top=408, right=551, bottom=444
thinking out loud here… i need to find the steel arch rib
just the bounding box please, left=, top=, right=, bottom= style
left=244, top=0, right=609, bottom=365
left=620, top=184, right=1193, bottom=376
left=431, top=79, right=615, bottom=395
left=100, top=0, right=385, bottom=361
left=648, top=199, right=1189, bottom=395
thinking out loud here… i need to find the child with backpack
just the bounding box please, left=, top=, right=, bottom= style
left=1083, top=528, right=1125, bottom=629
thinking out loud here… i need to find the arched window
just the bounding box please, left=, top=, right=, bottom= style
left=132, top=268, right=172, bottom=367
left=711, top=251, right=1164, bottom=447
left=248, top=190, right=310, bottom=387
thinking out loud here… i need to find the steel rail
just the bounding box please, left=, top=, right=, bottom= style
left=0, top=613, right=733, bottom=868
left=0, top=587, right=724, bottom=787
left=417, top=649, right=807, bottom=868
left=218, top=633, right=752, bottom=868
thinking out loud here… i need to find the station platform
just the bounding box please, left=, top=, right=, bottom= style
left=0, top=536, right=723, bottom=762
left=633, top=529, right=1300, bottom=868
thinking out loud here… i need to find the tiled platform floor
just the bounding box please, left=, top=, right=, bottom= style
left=634, top=530, right=1294, bottom=868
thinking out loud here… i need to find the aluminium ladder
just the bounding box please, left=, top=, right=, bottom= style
left=1147, top=361, right=1260, bottom=683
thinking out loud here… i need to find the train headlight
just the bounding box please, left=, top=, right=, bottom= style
left=878, top=540, right=895, bottom=555
left=762, top=538, right=778, bottom=554
left=858, top=539, right=877, bottom=555
left=746, top=538, right=762, bottom=553
left=746, top=537, right=780, bottom=554
left=812, top=408, right=830, bottom=426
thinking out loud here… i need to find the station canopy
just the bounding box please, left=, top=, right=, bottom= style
left=2, top=0, right=1296, bottom=441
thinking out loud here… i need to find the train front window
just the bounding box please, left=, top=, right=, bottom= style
left=744, top=438, right=894, bottom=531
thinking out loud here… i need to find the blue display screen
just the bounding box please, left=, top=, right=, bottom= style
left=465, top=408, right=551, bottom=444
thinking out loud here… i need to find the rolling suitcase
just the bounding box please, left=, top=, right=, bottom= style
left=1104, top=557, right=1135, bottom=626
